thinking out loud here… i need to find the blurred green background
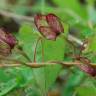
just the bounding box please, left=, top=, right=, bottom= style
left=0, top=0, right=96, bottom=96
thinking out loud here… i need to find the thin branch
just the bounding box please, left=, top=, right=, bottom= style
left=0, top=61, right=96, bottom=68
left=0, top=10, right=34, bottom=22
left=0, top=8, right=86, bottom=26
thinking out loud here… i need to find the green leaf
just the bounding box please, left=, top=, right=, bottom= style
left=76, top=86, right=96, bottom=96
left=86, top=32, right=96, bottom=52
left=0, top=79, right=17, bottom=96
left=18, top=23, right=68, bottom=95
left=61, top=70, right=85, bottom=96
left=53, top=0, right=87, bottom=20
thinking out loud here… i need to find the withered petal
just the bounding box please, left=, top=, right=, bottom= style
left=34, top=14, right=46, bottom=30
left=77, top=64, right=96, bottom=77
left=0, top=28, right=17, bottom=49
left=0, top=40, right=11, bottom=56
left=6, top=32, right=17, bottom=48
left=0, top=28, right=17, bottom=56
left=34, top=13, right=64, bottom=40
left=46, top=13, right=64, bottom=34
left=39, top=26, right=57, bottom=40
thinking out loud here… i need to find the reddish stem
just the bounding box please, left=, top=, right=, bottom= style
left=33, top=37, right=41, bottom=62
left=40, top=39, right=44, bottom=62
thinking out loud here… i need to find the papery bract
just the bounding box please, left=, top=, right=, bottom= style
left=0, top=40, right=11, bottom=56
left=0, top=28, right=17, bottom=56
left=77, top=64, right=96, bottom=77
left=0, top=28, right=17, bottom=49
left=39, top=26, right=56, bottom=40
left=5, top=32, right=17, bottom=49
left=34, top=14, right=46, bottom=30
left=34, top=13, right=64, bottom=40
left=46, top=13, right=64, bottom=34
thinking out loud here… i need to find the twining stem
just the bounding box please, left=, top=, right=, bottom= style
left=33, top=37, right=41, bottom=62
left=0, top=61, right=96, bottom=68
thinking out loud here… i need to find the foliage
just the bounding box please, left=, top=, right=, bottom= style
left=0, top=0, right=96, bottom=96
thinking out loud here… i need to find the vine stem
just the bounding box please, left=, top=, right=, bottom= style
left=0, top=10, right=34, bottom=22
left=33, top=37, right=41, bottom=62
left=0, top=61, right=96, bottom=68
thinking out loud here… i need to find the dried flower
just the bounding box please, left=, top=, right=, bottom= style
left=46, top=13, right=64, bottom=34
left=34, top=13, right=64, bottom=40
left=77, top=64, right=96, bottom=77
left=0, top=28, right=17, bottom=56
